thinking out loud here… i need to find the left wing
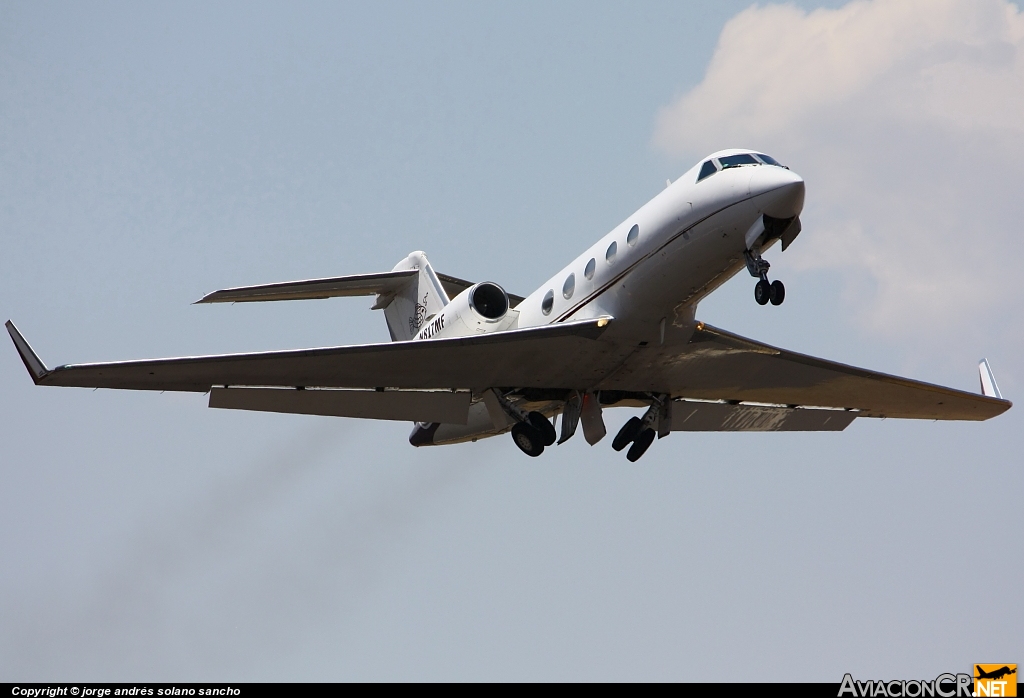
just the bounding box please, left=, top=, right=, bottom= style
left=6, top=318, right=617, bottom=393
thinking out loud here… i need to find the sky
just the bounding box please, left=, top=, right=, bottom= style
left=1, top=0, right=1021, bottom=682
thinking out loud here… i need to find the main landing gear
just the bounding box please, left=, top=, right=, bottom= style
left=745, top=250, right=785, bottom=306
left=611, top=396, right=669, bottom=462
left=510, top=411, right=557, bottom=457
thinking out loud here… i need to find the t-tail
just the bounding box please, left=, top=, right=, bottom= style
left=377, top=251, right=450, bottom=341
left=192, top=250, right=452, bottom=342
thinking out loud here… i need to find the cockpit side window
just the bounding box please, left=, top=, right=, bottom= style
left=718, top=153, right=759, bottom=169
left=754, top=153, right=782, bottom=166
left=697, top=160, right=718, bottom=182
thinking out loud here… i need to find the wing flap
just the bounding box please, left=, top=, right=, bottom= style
left=23, top=317, right=618, bottom=392
left=672, top=400, right=856, bottom=431
left=209, top=387, right=471, bottom=423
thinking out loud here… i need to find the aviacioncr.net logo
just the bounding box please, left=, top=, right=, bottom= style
left=839, top=673, right=973, bottom=697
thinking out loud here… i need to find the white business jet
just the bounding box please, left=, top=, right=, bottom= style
left=6, top=149, right=1011, bottom=461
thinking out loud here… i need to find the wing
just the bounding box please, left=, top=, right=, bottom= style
left=6, top=318, right=618, bottom=393
left=603, top=322, right=1010, bottom=421
left=194, top=270, right=526, bottom=307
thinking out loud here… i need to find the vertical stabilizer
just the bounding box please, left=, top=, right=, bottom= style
left=380, top=251, right=450, bottom=341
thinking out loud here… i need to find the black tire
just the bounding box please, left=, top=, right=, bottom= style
left=754, top=279, right=771, bottom=305
left=612, top=416, right=642, bottom=452
left=626, top=428, right=656, bottom=462
left=528, top=411, right=557, bottom=446
left=769, top=279, right=785, bottom=306
left=511, top=422, right=545, bottom=457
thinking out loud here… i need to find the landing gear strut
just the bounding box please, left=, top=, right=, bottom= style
left=746, top=250, right=785, bottom=306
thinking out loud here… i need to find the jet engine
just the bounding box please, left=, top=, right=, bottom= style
left=413, top=282, right=518, bottom=340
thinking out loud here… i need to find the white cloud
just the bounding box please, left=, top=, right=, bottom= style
left=654, top=0, right=1024, bottom=343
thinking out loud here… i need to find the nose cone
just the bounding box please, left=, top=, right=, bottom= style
left=750, top=166, right=805, bottom=218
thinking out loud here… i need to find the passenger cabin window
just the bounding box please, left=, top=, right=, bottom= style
left=584, top=258, right=596, bottom=280
left=563, top=273, right=575, bottom=299
left=606, top=241, right=617, bottom=263
left=627, top=224, right=639, bottom=247
left=697, top=160, right=718, bottom=182
left=718, top=153, right=759, bottom=169
left=541, top=289, right=554, bottom=315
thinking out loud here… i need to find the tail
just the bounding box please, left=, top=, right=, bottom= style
left=379, top=251, right=450, bottom=341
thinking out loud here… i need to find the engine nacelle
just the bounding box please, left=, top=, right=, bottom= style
left=413, top=282, right=517, bottom=340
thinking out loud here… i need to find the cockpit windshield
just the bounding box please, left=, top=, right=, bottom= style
left=718, top=153, right=759, bottom=169
left=696, top=152, right=786, bottom=182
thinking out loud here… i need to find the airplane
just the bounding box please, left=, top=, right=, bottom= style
left=5, top=149, right=1012, bottom=462
left=975, top=666, right=1016, bottom=681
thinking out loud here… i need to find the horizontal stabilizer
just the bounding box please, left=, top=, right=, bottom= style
left=194, top=270, right=418, bottom=304
left=5, top=321, right=49, bottom=383
left=672, top=399, right=856, bottom=431
left=210, top=387, right=471, bottom=424
left=194, top=269, right=525, bottom=308
left=978, top=359, right=1002, bottom=399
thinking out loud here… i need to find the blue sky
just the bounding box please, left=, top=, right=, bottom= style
left=2, top=0, right=1020, bottom=680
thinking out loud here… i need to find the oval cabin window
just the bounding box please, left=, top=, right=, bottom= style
left=563, top=273, right=575, bottom=299
left=606, top=241, right=617, bottom=264
left=541, top=289, right=554, bottom=315
left=627, top=224, right=639, bottom=247
left=584, top=258, right=596, bottom=280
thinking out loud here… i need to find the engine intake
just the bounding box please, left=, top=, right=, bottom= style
left=470, top=282, right=509, bottom=319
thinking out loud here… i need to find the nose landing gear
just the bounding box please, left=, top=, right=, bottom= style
left=746, top=250, right=785, bottom=306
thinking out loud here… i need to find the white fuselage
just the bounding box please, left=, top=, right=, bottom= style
left=515, top=149, right=804, bottom=340
left=414, top=149, right=806, bottom=446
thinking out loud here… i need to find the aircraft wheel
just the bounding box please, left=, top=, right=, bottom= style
left=527, top=411, right=557, bottom=446
left=626, top=428, right=656, bottom=462
left=612, top=416, right=642, bottom=452
left=754, top=279, right=771, bottom=305
left=769, top=279, right=785, bottom=306
left=511, top=422, right=545, bottom=457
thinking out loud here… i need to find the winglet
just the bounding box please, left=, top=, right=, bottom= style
left=978, top=358, right=1002, bottom=400
left=5, top=321, right=50, bottom=384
